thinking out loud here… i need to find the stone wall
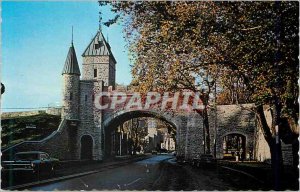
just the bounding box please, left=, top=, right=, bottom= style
left=46, top=107, right=62, bottom=116
left=185, top=113, right=204, bottom=159
left=82, top=56, right=115, bottom=87
left=281, top=142, right=293, bottom=165
left=254, top=124, right=271, bottom=163
left=1, top=110, right=46, bottom=119
left=109, top=57, right=116, bottom=89
left=176, top=104, right=256, bottom=160
left=76, top=80, right=104, bottom=160
left=4, top=103, right=293, bottom=165
left=175, top=115, right=188, bottom=158
left=212, top=104, right=256, bottom=159
left=2, top=108, right=62, bottom=119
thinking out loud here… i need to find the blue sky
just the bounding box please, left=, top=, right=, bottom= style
left=1, top=2, right=132, bottom=112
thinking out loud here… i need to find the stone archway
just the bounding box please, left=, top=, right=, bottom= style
left=222, top=133, right=246, bottom=160
left=80, top=135, right=93, bottom=160
left=102, top=110, right=178, bottom=157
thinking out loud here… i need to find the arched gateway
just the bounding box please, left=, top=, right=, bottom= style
left=102, top=109, right=178, bottom=156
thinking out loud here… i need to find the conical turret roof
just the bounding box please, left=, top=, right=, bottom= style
left=82, top=30, right=116, bottom=63
left=62, top=43, right=81, bottom=75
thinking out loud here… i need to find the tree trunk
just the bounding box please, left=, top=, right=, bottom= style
left=256, top=104, right=284, bottom=190
left=292, top=139, right=299, bottom=170
left=269, top=138, right=284, bottom=190
left=196, top=107, right=211, bottom=155
left=203, top=107, right=211, bottom=154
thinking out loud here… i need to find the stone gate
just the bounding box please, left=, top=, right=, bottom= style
left=2, top=29, right=258, bottom=162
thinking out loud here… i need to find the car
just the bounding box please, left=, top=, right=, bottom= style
left=176, top=155, right=187, bottom=164
left=159, top=148, right=168, bottom=154
left=2, top=151, right=59, bottom=178
left=151, top=150, right=158, bottom=155
left=192, top=154, right=216, bottom=168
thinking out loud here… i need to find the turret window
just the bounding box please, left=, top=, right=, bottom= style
left=70, top=92, right=73, bottom=100
left=94, top=41, right=103, bottom=49
left=85, top=95, right=88, bottom=102
left=94, top=43, right=100, bottom=49
left=94, top=69, right=97, bottom=77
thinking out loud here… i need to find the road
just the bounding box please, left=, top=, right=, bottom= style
left=27, top=155, right=263, bottom=191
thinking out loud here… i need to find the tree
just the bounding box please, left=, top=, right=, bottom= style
left=100, top=1, right=298, bottom=188
left=215, top=3, right=298, bottom=189
left=126, top=118, right=148, bottom=154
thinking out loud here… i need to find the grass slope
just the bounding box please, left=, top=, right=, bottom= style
left=1, top=114, right=61, bottom=149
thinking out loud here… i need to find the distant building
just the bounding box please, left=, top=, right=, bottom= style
left=143, top=118, right=175, bottom=152
left=161, top=132, right=176, bottom=151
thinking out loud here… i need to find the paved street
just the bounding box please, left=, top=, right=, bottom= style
left=26, top=155, right=264, bottom=191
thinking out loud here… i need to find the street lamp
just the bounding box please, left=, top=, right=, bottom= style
left=213, top=77, right=217, bottom=159
left=204, top=76, right=214, bottom=155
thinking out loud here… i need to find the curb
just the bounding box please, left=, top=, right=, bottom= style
left=220, top=166, right=264, bottom=184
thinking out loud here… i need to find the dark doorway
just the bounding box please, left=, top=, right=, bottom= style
left=81, top=135, right=93, bottom=160
left=222, top=133, right=246, bottom=160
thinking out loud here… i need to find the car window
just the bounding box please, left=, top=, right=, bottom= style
left=40, top=154, right=48, bottom=160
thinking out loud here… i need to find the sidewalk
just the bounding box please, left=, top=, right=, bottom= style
left=217, top=160, right=299, bottom=190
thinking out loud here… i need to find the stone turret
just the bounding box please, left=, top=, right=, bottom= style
left=61, top=42, right=80, bottom=120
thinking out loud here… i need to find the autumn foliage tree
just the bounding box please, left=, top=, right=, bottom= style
left=101, top=1, right=225, bottom=154
left=100, top=1, right=298, bottom=187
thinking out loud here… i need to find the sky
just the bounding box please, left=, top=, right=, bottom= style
left=1, top=1, right=132, bottom=112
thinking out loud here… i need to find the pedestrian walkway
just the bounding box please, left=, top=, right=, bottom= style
left=217, top=160, right=299, bottom=190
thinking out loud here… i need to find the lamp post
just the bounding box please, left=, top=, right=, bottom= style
left=213, top=78, right=217, bottom=159
left=204, top=76, right=214, bottom=155
left=202, top=109, right=206, bottom=154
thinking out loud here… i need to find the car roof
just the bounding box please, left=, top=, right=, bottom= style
left=15, top=151, right=47, bottom=155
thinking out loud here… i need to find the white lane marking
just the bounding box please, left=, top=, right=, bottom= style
left=78, top=178, right=89, bottom=188
left=124, top=178, right=141, bottom=186
left=145, top=163, right=150, bottom=173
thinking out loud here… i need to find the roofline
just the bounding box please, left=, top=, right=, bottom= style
left=81, top=30, right=117, bottom=64
left=81, top=32, right=98, bottom=57
left=100, top=31, right=117, bottom=64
